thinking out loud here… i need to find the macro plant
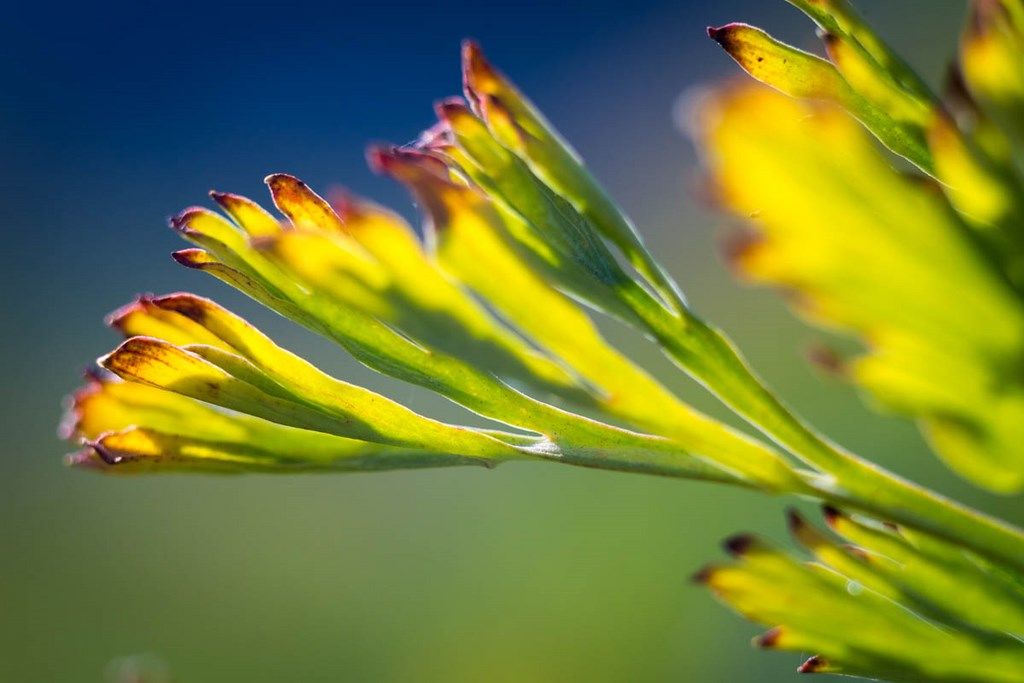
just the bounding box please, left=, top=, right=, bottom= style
left=60, top=0, right=1024, bottom=680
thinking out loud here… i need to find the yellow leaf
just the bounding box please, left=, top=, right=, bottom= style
left=697, top=83, right=1024, bottom=490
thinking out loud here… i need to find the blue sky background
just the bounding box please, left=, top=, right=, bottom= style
left=2, top=2, right=987, bottom=681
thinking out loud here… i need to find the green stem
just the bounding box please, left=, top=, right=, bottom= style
left=628, top=291, right=1024, bottom=572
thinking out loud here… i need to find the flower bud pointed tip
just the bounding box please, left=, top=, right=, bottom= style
left=822, top=504, right=842, bottom=528
left=785, top=507, right=806, bottom=534
left=797, top=655, right=827, bottom=674
left=755, top=627, right=783, bottom=648
left=171, top=248, right=208, bottom=268
left=723, top=533, right=757, bottom=557
left=690, top=564, right=718, bottom=584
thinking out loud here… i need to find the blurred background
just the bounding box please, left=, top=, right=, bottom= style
left=2, top=1, right=1005, bottom=681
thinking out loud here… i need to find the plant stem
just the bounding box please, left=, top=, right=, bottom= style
left=630, top=293, right=1024, bottom=571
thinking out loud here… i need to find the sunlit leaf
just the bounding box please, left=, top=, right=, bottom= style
left=62, top=373, right=480, bottom=473
left=707, top=22, right=932, bottom=169
left=696, top=83, right=1024, bottom=491
left=374, top=144, right=801, bottom=490
left=461, top=41, right=686, bottom=312
left=699, top=510, right=1024, bottom=681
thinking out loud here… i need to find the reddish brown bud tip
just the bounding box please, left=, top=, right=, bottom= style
left=461, top=39, right=499, bottom=113
left=720, top=229, right=763, bottom=276
left=434, top=97, right=472, bottom=123
left=149, top=292, right=210, bottom=324
left=264, top=172, right=306, bottom=194
left=104, top=294, right=158, bottom=331
left=690, top=564, right=718, bottom=584
left=797, top=655, right=827, bottom=674
left=171, top=248, right=208, bottom=269
left=416, top=121, right=456, bottom=153
left=706, top=23, right=754, bottom=55
left=756, top=627, right=783, bottom=648
left=208, top=189, right=251, bottom=212
left=367, top=145, right=450, bottom=180
left=365, top=145, right=393, bottom=174
left=723, top=533, right=757, bottom=557
left=822, top=505, right=842, bottom=528
left=327, top=189, right=358, bottom=221
left=967, top=0, right=1006, bottom=38
left=786, top=508, right=806, bottom=534
left=168, top=207, right=206, bottom=232
left=806, top=344, right=846, bottom=376
left=706, top=23, right=742, bottom=44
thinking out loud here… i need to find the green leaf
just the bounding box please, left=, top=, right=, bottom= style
left=695, top=83, right=1024, bottom=492
left=101, top=310, right=523, bottom=460
left=374, top=145, right=802, bottom=490
left=258, top=191, right=595, bottom=407
left=461, top=41, right=686, bottom=313
left=699, top=511, right=1024, bottom=681
left=785, top=0, right=934, bottom=101
left=818, top=506, right=1024, bottom=636
left=707, top=22, right=932, bottom=170
left=63, top=375, right=482, bottom=473
left=412, top=100, right=651, bottom=324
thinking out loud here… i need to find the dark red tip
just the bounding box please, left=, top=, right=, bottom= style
left=786, top=508, right=806, bottom=534
left=822, top=505, right=841, bottom=528
left=756, top=627, right=783, bottom=648
left=328, top=188, right=365, bottom=222
left=169, top=206, right=207, bottom=232
left=797, top=655, right=827, bottom=674
left=461, top=38, right=495, bottom=113
left=104, top=294, right=157, bottom=331
left=721, top=230, right=762, bottom=273
left=367, top=144, right=450, bottom=180
left=434, top=96, right=472, bottom=123
left=706, top=23, right=748, bottom=51
left=806, top=344, right=845, bottom=375
left=150, top=293, right=211, bottom=324
left=723, top=533, right=757, bottom=557
left=416, top=120, right=455, bottom=153
left=365, top=145, right=390, bottom=174
left=171, top=248, right=207, bottom=269
left=690, top=564, right=718, bottom=584
left=208, top=190, right=249, bottom=213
